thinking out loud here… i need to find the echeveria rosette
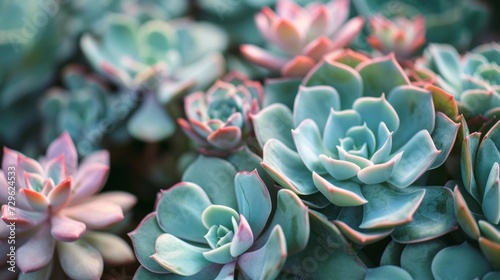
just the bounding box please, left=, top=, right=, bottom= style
left=81, top=14, right=227, bottom=142
left=253, top=54, right=460, bottom=244
left=178, top=73, right=263, bottom=156
left=417, top=42, right=500, bottom=120
left=41, top=65, right=122, bottom=155
left=0, top=132, right=136, bottom=279
left=366, top=15, right=425, bottom=61
left=353, top=0, right=489, bottom=50
left=455, top=119, right=500, bottom=269
left=129, top=156, right=309, bottom=279
left=240, top=0, right=364, bottom=77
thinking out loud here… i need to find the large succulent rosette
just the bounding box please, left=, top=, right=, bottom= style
left=241, top=0, right=364, bottom=77
left=253, top=53, right=460, bottom=244
left=455, top=119, right=500, bottom=269
left=0, top=132, right=136, bottom=279
left=129, top=156, right=309, bottom=279
left=178, top=73, right=263, bottom=156
left=417, top=42, right=500, bottom=120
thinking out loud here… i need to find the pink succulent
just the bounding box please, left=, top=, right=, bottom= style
left=240, top=0, right=364, bottom=77
left=0, top=132, right=136, bottom=278
left=367, top=15, right=426, bottom=60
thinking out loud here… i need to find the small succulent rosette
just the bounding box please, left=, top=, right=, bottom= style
left=353, top=0, right=489, bottom=50
left=0, top=132, right=136, bottom=279
left=129, top=156, right=309, bottom=279
left=178, top=72, right=263, bottom=156
left=81, top=13, right=228, bottom=142
left=417, top=42, right=500, bottom=120
left=252, top=53, right=460, bottom=244
left=454, top=119, right=500, bottom=269
left=240, top=0, right=364, bottom=77
left=366, top=14, right=425, bottom=61
left=41, top=65, right=126, bottom=156
left=373, top=239, right=500, bottom=279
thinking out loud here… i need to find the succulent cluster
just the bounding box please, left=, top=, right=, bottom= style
left=2, top=0, right=500, bottom=279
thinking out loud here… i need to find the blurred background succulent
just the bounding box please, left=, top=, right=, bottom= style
left=178, top=72, right=263, bottom=156
left=240, top=0, right=364, bottom=77
left=0, top=132, right=136, bottom=279
left=40, top=65, right=131, bottom=156
left=417, top=42, right=500, bottom=120
left=353, top=0, right=489, bottom=51
left=81, top=13, right=228, bottom=142
left=455, top=119, right=500, bottom=269
left=252, top=53, right=460, bottom=244
left=129, top=156, right=309, bottom=279
left=366, top=14, right=426, bottom=61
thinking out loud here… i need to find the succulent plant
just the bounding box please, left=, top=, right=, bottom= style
left=378, top=239, right=500, bottom=279
left=129, top=155, right=309, bottom=279
left=252, top=53, right=460, bottom=244
left=178, top=72, right=263, bottom=156
left=0, top=132, right=136, bottom=279
left=366, top=15, right=426, bottom=61
left=455, top=119, right=500, bottom=269
left=353, top=0, right=489, bottom=50
left=417, top=43, right=500, bottom=120
left=81, top=13, right=228, bottom=142
left=40, top=65, right=129, bottom=156
left=240, top=0, right=364, bottom=77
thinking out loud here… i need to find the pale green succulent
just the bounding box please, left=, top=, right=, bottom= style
left=252, top=53, right=459, bottom=245
left=417, top=43, right=500, bottom=119
left=455, top=119, right=500, bottom=269
left=81, top=13, right=228, bottom=142
left=129, top=155, right=309, bottom=279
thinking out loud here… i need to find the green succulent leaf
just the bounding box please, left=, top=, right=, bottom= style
left=262, top=139, right=317, bottom=195
left=202, top=205, right=239, bottom=229
left=392, top=186, right=457, bottom=243
left=380, top=240, right=405, bottom=266
left=335, top=206, right=394, bottom=245
left=292, top=119, right=330, bottom=173
left=360, top=185, right=425, bottom=229
left=482, top=162, right=500, bottom=224
left=365, top=266, right=412, bottom=280
left=479, top=237, right=500, bottom=270
left=252, top=104, right=295, bottom=149
left=431, top=242, right=491, bottom=280
left=312, top=173, right=367, bottom=207
left=400, top=240, right=447, bottom=280
left=356, top=54, right=410, bottom=98
left=303, top=59, right=362, bottom=109
left=157, top=182, right=212, bottom=243
left=429, top=112, right=460, bottom=169
left=263, top=78, right=302, bottom=110
left=461, top=132, right=481, bottom=201
left=238, top=226, right=287, bottom=280
left=203, top=243, right=233, bottom=264
left=293, top=86, right=341, bottom=130
left=478, top=220, right=500, bottom=243
left=183, top=156, right=238, bottom=209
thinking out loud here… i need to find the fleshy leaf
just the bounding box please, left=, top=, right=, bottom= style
left=230, top=215, right=254, bottom=257
left=365, top=266, right=412, bottom=280
left=312, top=173, right=367, bottom=207
left=251, top=104, right=295, bottom=149
left=156, top=182, right=212, bottom=243
left=429, top=112, right=460, bottom=169
left=151, top=234, right=211, bottom=276
left=293, top=86, right=340, bottom=130
left=453, top=186, right=480, bottom=240
left=57, top=239, right=104, bottom=280
left=292, top=119, right=330, bottom=173
left=202, top=205, right=239, bottom=229
left=431, top=242, right=491, bottom=280
left=400, top=240, right=447, bottom=280
left=352, top=95, right=399, bottom=133
left=83, top=231, right=135, bottom=265
left=17, top=224, right=55, bottom=273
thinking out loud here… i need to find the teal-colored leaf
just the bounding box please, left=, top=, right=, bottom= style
left=461, top=132, right=481, bottom=201
left=357, top=152, right=403, bottom=185
left=335, top=206, right=394, bottom=245
left=293, top=86, right=340, bottom=130
left=127, top=94, right=175, bottom=142
left=400, top=240, right=447, bottom=280
left=427, top=44, right=461, bottom=89
left=183, top=156, right=238, bottom=209
left=263, top=78, right=301, bottom=110
left=483, top=162, right=500, bottom=224
left=389, top=130, right=440, bottom=188
left=353, top=95, right=399, bottom=133
left=320, top=154, right=360, bottom=181
left=230, top=215, right=254, bottom=257
left=356, top=54, right=410, bottom=98
left=365, top=266, right=412, bottom=280
left=476, top=137, right=500, bottom=199
left=393, top=186, right=457, bottom=243
left=312, top=173, right=367, bottom=207
left=133, top=264, right=223, bottom=280
left=152, top=234, right=211, bottom=276
left=235, top=170, right=272, bottom=237
left=478, top=237, right=500, bottom=270
left=380, top=240, right=405, bottom=266
left=262, top=139, right=317, bottom=195
left=238, top=226, right=287, bottom=280
left=156, top=182, right=212, bottom=243
left=129, top=213, right=169, bottom=273
left=323, top=109, right=362, bottom=152
left=431, top=242, right=491, bottom=280
left=453, top=186, right=481, bottom=240
left=227, top=147, right=273, bottom=188
left=202, top=205, right=239, bottom=229
left=478, top=220, right=500, bottom=243
left=429, top=112, right=460, bottom=169
left=203, top=243, right=234, bottom=264
left=361, top=185, right=425, bottom=229
left=388, top=86, right=436, bottom=151
left=251, top=104, right=295, bottom=149
left=292, top=119, right=330, bottom=173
